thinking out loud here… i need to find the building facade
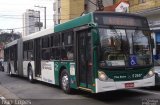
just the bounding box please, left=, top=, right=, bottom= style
left=86, top=0, right=113, bottom=12
left=53, top=0, right=61, bottom=25
left=53, top=0, right=113, bottom=24
left=22, top=9, right=40, bottom=37
left=128, top=0, right=160, bottom=60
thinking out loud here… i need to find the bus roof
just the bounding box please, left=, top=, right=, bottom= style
left=54, top=11, right=147, bottom=33
left=54, top=12, right=93, bottom=32
left=4, top=11, right=148, bottom=49
left=4, top=39, right=18, bottom=48
left=22, top=27, right=53, bottom=42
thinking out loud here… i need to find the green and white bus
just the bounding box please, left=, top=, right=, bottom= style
left=4, top=11, right=155, bottom=93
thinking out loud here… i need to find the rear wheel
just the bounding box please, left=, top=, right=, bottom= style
left=60, top=70, right=72, bottom=94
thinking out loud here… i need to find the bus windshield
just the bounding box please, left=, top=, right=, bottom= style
left=99, top=28, right=152, bottom=67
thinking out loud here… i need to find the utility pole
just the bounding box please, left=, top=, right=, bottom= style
left=87, top=0, right=104, bottom=11
left=96, top=0, right=104, bottom=11
left=6, top=29, right=14, bottom=41
left=37, top=11, right=41, bottom=31
left=35, top=6, right=47, bottom=29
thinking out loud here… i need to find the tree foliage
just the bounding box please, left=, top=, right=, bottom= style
left=0, top=32, right=21, bottom=44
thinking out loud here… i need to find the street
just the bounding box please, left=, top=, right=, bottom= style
left=0, top=71, right=160, bottom=105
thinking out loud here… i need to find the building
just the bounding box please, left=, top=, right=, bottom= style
left=53, top=0, right=61, bottom=25
left=128, top=0, right=160, bottom=60
left=86, top=0, right=113, bottom=12
left=53, top=0, right=85, bottom=24
left=22, top=9, right=40, bottom=37
left=104, top=0, right=129, bottom=12
left=53, top=0, right=113, bottom=24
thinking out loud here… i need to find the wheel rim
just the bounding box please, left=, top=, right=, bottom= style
left=29, top=71, right=32, bottom=80
left=62, top=74, right=69, bottom=90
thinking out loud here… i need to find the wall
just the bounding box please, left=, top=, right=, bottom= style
left=61, top=0, right=84, bottom=23
left=129, top=0, right=160, bottom=13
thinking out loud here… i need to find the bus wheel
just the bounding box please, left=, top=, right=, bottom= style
left=28, top=67, right=34, bottom=83
left=60, top=70, right=71, bottom=94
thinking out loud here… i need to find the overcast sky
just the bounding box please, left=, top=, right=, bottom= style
left=0, top=0, right=54, bottom=33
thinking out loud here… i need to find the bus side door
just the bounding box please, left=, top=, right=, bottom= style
left=76, top=29, right=93, bottom=88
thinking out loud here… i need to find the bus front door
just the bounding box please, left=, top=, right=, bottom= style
left=77, top=30, right=92, bottom=89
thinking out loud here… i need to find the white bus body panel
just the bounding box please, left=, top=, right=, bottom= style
left=30, top=61, right=35, bottom=79
left=23, top=61, right=29, bottom=77
left=95, top=76, right=155, bottom=93
left=10, top=61, right=17, bottom=75
left=23, top=61, right=35, bottom=77
left=41, top=61, right=55, bottom=84
left=3, top=62, right=8, bottom=73
left=17, top=39, right=23, bottom=76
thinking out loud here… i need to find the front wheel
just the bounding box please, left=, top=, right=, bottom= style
left=60, top=70, right=72, bottom=94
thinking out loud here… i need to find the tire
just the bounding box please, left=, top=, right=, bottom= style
left=60, top=70, right=72, bottom=94
left=28, top=66, right=34, bottom=83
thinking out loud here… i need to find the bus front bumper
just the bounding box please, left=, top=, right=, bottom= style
left=95, top=76, right=155, bottom=93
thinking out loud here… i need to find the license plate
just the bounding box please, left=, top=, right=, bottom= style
left=125, top=83, right=134, bottom=88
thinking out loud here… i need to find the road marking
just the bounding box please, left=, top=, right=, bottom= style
left=129, top=89, right=160, bottom=95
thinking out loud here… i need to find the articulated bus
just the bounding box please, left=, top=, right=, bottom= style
left=4, top=11, right=155, bottom=93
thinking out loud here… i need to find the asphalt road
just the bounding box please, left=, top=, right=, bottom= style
left=0, top=71, right=160, bottom=105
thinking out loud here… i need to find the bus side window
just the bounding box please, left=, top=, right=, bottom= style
left=41, top=36, right=50, bottom=60
left=61, top=48, right=68, bottom=60
left=67, top=48, right=73, bottom=60
left=51, top=33, right=61, bottom=60
left=61, top=31, right=74, bottom=60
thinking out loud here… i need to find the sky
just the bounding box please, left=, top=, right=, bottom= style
left=0, top=0, right=54, bottom=33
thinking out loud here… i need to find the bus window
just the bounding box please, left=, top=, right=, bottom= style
left=61, top=31, right=74, bottom=60
left=42, top=36, right=50, bottom=60
left=53, top=34, right=60, bottom=47
left=23, top=41, right=33, bottom=60
left=42, top=49, right=50, bottom=60
left=42, top=37, right=50, bottom=48
left=51, top=48, right=60, bottom=60
left=50, top=33, right=61, bottom=60
left=28, top=51, right=33, bottom=60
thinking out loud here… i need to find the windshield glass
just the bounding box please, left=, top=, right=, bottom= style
left=99, top=28, right=152, bottom=67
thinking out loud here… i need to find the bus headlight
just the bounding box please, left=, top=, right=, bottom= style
left=98, top=71, right=107, bottom=81
left=143, top=68, right=155, bottom=79
left=148, top=70, right=154, bottom=77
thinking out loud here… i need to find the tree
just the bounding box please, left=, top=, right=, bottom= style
left=0, top=32, right=21, bottom=44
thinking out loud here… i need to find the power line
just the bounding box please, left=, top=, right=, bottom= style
left=0, top=24, right=35, bottom=30
left=0, top=16, right=53, bottom=20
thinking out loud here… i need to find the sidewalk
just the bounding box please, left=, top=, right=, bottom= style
left=0, top=85, right=19, bottom=99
